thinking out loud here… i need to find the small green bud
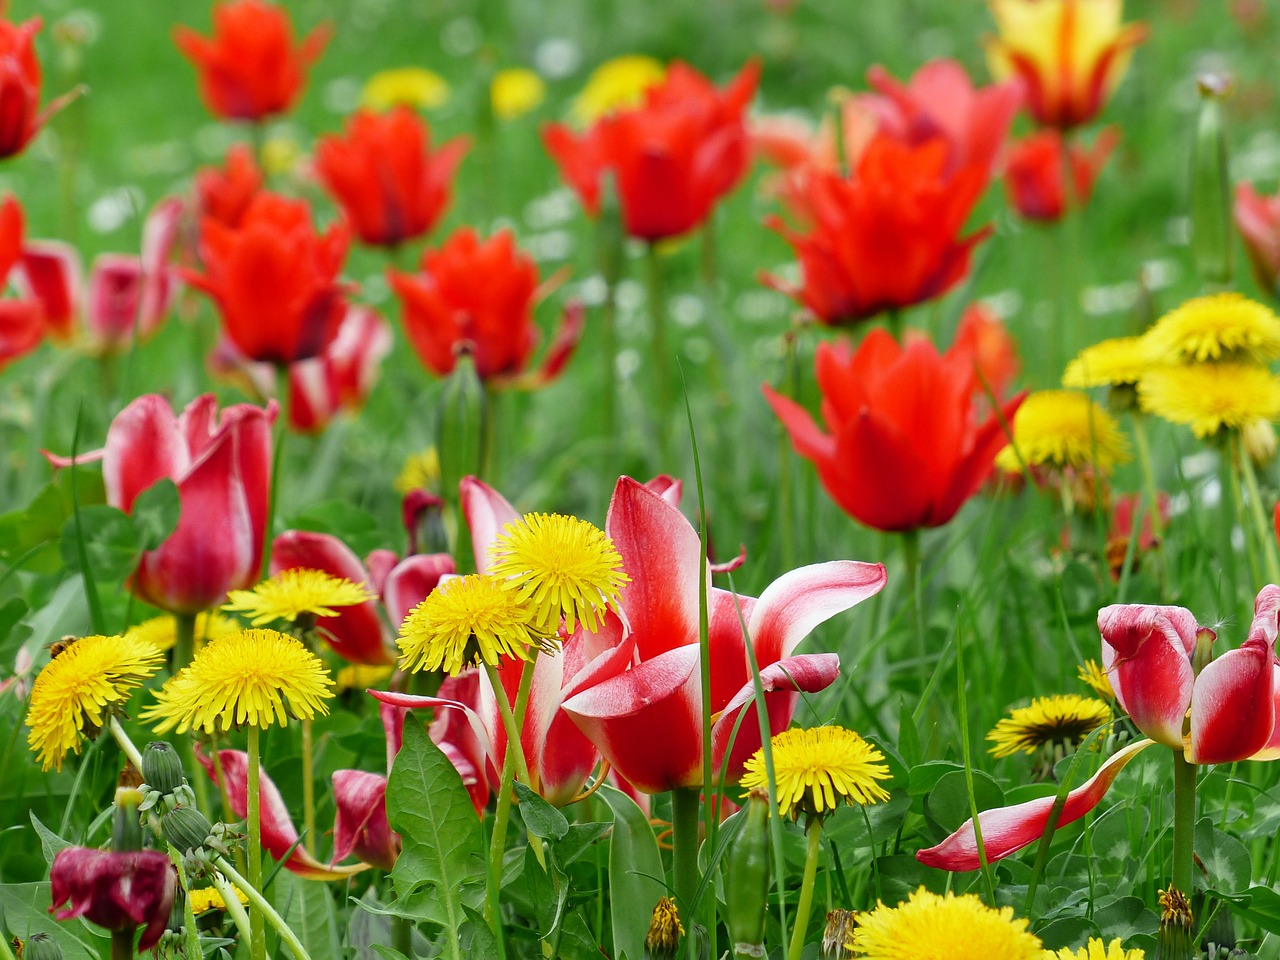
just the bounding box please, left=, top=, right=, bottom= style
left=142, top=741, right=186, bottom=797
left=437, top=351, right=487, bottom=499
left=162, top=805, right=214, bottom=854
left=723, top=790, right=771, bottom=957
left=1190, top=73, right=1233, bottom=287
left=22, top=933, right=63, bottom=960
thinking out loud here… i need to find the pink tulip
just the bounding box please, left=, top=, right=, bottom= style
left=50, top=848, right=176, bottom=951
left=560, top=477, right=887, bottom=793
left=288, top=305, right=392, bottom=433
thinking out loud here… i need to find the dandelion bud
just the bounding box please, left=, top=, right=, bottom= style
left=141, top=741, right=186, bottom=797
left=1156, top=886, right=1194, bottom=960
left=1191, top=73, right=1234, bottom=287
left=645, top=897, right=684, bottom=960
left=822, top=909, right=857, bottom=960
left=162, top=805, right=215, bottom=854
left=21, top=933, right=62, bottom=960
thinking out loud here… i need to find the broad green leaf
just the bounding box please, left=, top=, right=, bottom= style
left=514, top=781, right=569, bottom=841
left=1207, top=886, right=1280, bottom=936
left=274, top=870, right=340, bottom=960
left=29, top=813, right=71, bottom=869
left=1194, top=817, right=1251, bottom=895
left=384, top=719, right=485, bottom=937
left=524, top=844, right=597, bottom=960
left=1092, top=895, right=1158, bottom=941
left=1035, top=916, right=1101, bottom=951
left=0, top=882, right=101, bottom=960
left=923, top=770, right=1003, bottom=836
left=598, top=784, right=666, bottom=960
left=907, top=761, right=964, bottom=797
left=59, top=505, right=138, bottom=581
left=130, top=478, right=180, bottom=550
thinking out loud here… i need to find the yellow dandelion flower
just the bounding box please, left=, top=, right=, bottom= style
left=1143, top=292, right=1280, bottom=363
left=1138, top=362, right=1280, bottom=438
left=987, top=694, right=1111, bottom=759
left=335, top=663, right=395, bottom=693
left=573, top=55, right=665, bottom=125
left=395, top=447, right=441, bottom=495
left=1077, top=659, right=1116, bottom=700
left=398, top=574, right=537, bottom=676
left=487, top=513, right=628, bottom=635
left=123, top=612, right=239, bottom=653
left=25, top=635, right=164, bottom=772
left=491, top=67, right=546, bottom=121
left=189, top=886, right=249, bottom=915
left=262, top=136, right=303, bottom=177
left=1062, top=337, right=1151, bottom=388
left=740, top=726, right=891, bottom=820
left=143, top=629, right=334, bottom=734
left=362, top=67, right=449, bottom=112
left=645, top=897, right=684, bottom=956
left=995, top=390, right=1131, bottom=474
left=1042, top=937, right=1145, bottom=960
left=850, top=887, right=1043, bottom=960
left=223, top=569, right=374, bottom=626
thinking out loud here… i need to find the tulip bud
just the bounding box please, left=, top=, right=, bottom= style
left=162, top=805, right=215, bottom=854
left=142, top=742, right=186, bottom=797
left=1191, top=74, right=1234, bottom=287
left=21, top=933, right=63, bottom=960
left=437, top=350, right=487, bottom=569
left=723, top=791, right=771, bottom=958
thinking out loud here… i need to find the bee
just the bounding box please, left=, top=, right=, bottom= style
left=47, top=635, right=78, bottom=660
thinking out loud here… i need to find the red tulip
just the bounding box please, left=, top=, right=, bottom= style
left=861, top=60, right=1022, bottom=176
left=952, top=302, right=1021, bottom=401
left=331, top=703, right=408, bottom=870
left=0, top=195, right=42, bottom=370
left=173, top=0, right=330, bottom=122
left=0, top=17, right=70, bottom=160
left=1236, top=181, right=1280, bottom=299
left=543, top=60, right=759, bottom=241
left=195, top=144, right=262, bottom=229
left=388, top=227, right=582, bottom=385
left=315, top=107, right=468, bottom=249
left=765, top=330, right=1024, bottom=533
left=50, top=848, right=176, bottom=951
left=556, top=477, right=886, bottom=794
left=1004, top=128, right=1119, bottom=222
left=287, top=305, right=393, bottom=433
left=187, top=192, right=350, bottom=364
left=764, top=133, right=992, bottom=325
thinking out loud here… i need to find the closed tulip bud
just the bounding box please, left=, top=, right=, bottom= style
left=21, top=933, right=62, bottom=960
left=162, top=805, right=215, bottom=854
left=724, top=791, right=771, bottom=959
left=1191, top=74, right=1234, bottom=287
left=437, top=349, right=487, bottom=525
left=141, top=742, right=186, bottom=797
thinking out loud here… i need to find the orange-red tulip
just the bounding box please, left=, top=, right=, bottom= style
left=173, top=0, right=330, bottom=122
left=0, top=17, right=58, bottom=159
left=1236, top=181, right=1280, bottom=299
left=0, top=195, right=42, bottom=370
left=195, top=143, right=262, bottom=229
left=765, top=329, right=1024, bottom=532
left=543, top=60, right=759, bottom=241
left=1003, top=127, right=1119, bottom=222
left=315, top=107, right=468, bottom=248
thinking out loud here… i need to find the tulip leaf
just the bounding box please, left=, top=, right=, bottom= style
left=598, top=784, right=666, bottom=960
left=58, top=505, right=138, bottom=582
left=513, top=781, right=569, bottom=841
left=130, top=478, right=180, bottom=550
left=383, top=719, right=485, bottom=937
left=274, top=869, right=341, bottom=960
left=0, top=882, right=101, bottom=960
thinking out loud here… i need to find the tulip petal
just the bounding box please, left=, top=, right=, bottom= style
left=382, top=553, right=455, bottom=630
left=748, top=560, right=887, bottom=666
left=460, top=476, right=520, bottom=573
left=102, top=394, right=190, bottom=512
left=916, top=738, right=1155, bottom=871
left=1190, top=644, right=1276, bottom=764
left=199, top=748, right=367, bottom=880
left=1098, top=604, right=1198, bottom=749
left=331, top=769, right=397, bottom=870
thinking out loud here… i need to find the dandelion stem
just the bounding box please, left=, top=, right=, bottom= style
left=215, top=855, right=314, bottom=960
left=786, top=819, right=823, bottom=960
left=172, top=613, right=210, bottom=815
left=247, top=725, right=266, bottom=960
left=646, top=242, right=672, bottom=467
left=211, top=866, right=253, bottom=944
left=1237, top=434, right=1280, bottom=583
left=902, top=528, right=926, bottom=688
left=106, top=716, right=144, bottom=773
left=301, top=718, right=316, bottom=857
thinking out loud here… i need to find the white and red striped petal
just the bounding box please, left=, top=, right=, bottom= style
left=1098, top=604, right=1199, bottom=749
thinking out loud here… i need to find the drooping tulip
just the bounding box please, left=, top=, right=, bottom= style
left=173, top=0, right=331, bottom=122
left=985, top=0, right=1147, bottom=130
left=186, top=192, right=350, bottom=364
left=1004, top=128, right=1119, bottom=222
left=49, top=848, right=176, bottom=951
left=388, top=227, right=582, bottom=386
left=315, top=107, right=468, bottom=248
left=766, top=329, right=1024, bottom=533
left=543, top=60, right=759, bottom=241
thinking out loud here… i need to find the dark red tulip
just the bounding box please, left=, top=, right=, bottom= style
left=49, top=848, right=176, bottom=951
left=1004, top=127, right=1119, bottom=222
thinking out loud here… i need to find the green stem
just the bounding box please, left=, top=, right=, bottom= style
left=671, top=787, right=701, bottom=914
left=1130, top=413, right=1167, bottom=594
left=484, top=744, right=514, bottom=959
left=210, top=867, right=253, bottom=946
left=106, top=716, right=144, bottom=773
left=247, top=726, right=265, bottom=960
left=1237, top=434, right=1280, bottom=583
left=1226, top=442, right=1263, bottom=587
left=1172, top=748, right=1197, bottom=895
left=110, top=930, right=135, bottom=960
left=601, top=272, right=618, bottom=457
left=172, top=613, right=211, bottom=815
left=902, top=528, right=925, bottom=688
left=646, top=243, right=672, bottom=466
left=301, top=718, right=316, bottom=857
left=215, top=856, right=315, bottom=960
left=786, top=820, right=823, bottom=960
left=262, top=410, right=287, bottom=580
left=777, top=330, right=798, bottom=571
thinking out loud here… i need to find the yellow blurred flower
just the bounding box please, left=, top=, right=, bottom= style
left=395, top=447, right=441, bottom=495
left=1077, top=659, right=1116, bottom=700
left=491, top=68, right=546, bottom=121
left=123, top=612, right=239, bottom=653
left=363, top=67, right=450, bottom=112
left=262, top=136, right=303, bottom=177
left=987, top=694, right=1110, bottom=758
left=573, top=55, right=665, bottom=125
left=1143, top=292, right=1280, bottom=364
left=1139, top=363, right=1280, bottom=439
left=1062, top=336, right=1150, bottom=388
left=335, top=663, right=395, bottom=692
left=996, top=390, right=1130, bottom=474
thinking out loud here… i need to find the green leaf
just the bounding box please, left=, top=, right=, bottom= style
left=523, top=844, right=597, bottom=960
left=897, top=695, right=922, bottom=768
left=130, top=478, right=181, bottom=550
left=1092, top=895, right=1158, bottom=941
left=0, top=882, right=101, bottom=960
left=598, top=785, right=666, bottom=960
left=28, top=813, right=71, bottom=869
left=907, top=761, right=964, bottom=797
left=273, top=870, right=340, bottom=960
left=58, top=505, right=138, bottom=581
left=1207, top=886, right=1280, bottom=936
left=384, top=719, right=485, bottom=936
left=1035, top=916, right=1101, bottom=951
left=1194, top=817, right=1251, bottom=895
left=554, top=822, right=609, bottom=868
left=513, top=781, right=569, bottom=841
left=923, top=770, right=1003, bottom=836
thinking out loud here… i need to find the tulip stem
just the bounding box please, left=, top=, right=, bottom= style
left=215, top=855, right=314, bottom=960
left=786, top=819, right=824, bottom=960
left=1171, top=748, right=1197, bottom=896
left=901, top=528, right=926, bottom=688
left=172, top=613, right=211, bottom=816
left=1236, top=433, right=1280, bottom=583
left=646, top=242, right=672, bottom=467
left=247, top=725, right=266, bottom=960
left=110, top=929, right=135, bottom=960
left=301, top=718, right=316, bottom=856
left=671, top=787, right=701, bottom=916
left=1130, top=414, right=1166, bottom=594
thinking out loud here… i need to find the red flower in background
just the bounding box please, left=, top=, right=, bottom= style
left=764, top=134, right=992, bottom=325
left=173, top=0, right=330, bottom=122
left=50, top=848, right=176, bottom=951
left=187, top=192, right=350, bottom=364
left=1004, top=128, right=1119, bottom=222
left=0, top=17, right=69, bottom=160
left=1236, top=181, right=1280, bottom=299
left=765, top=330, right=1024, bottom=533
left=0, top=196, right=43, bottom=370
left=388, top=227, right=583, bottom=386
left=195, top=144, right=262, bottom=228
left=543, top=60, right=759, bottom=241
left=315, top=108, right=468, bottom=248
left=952, top=303, right=1020, bottom=400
